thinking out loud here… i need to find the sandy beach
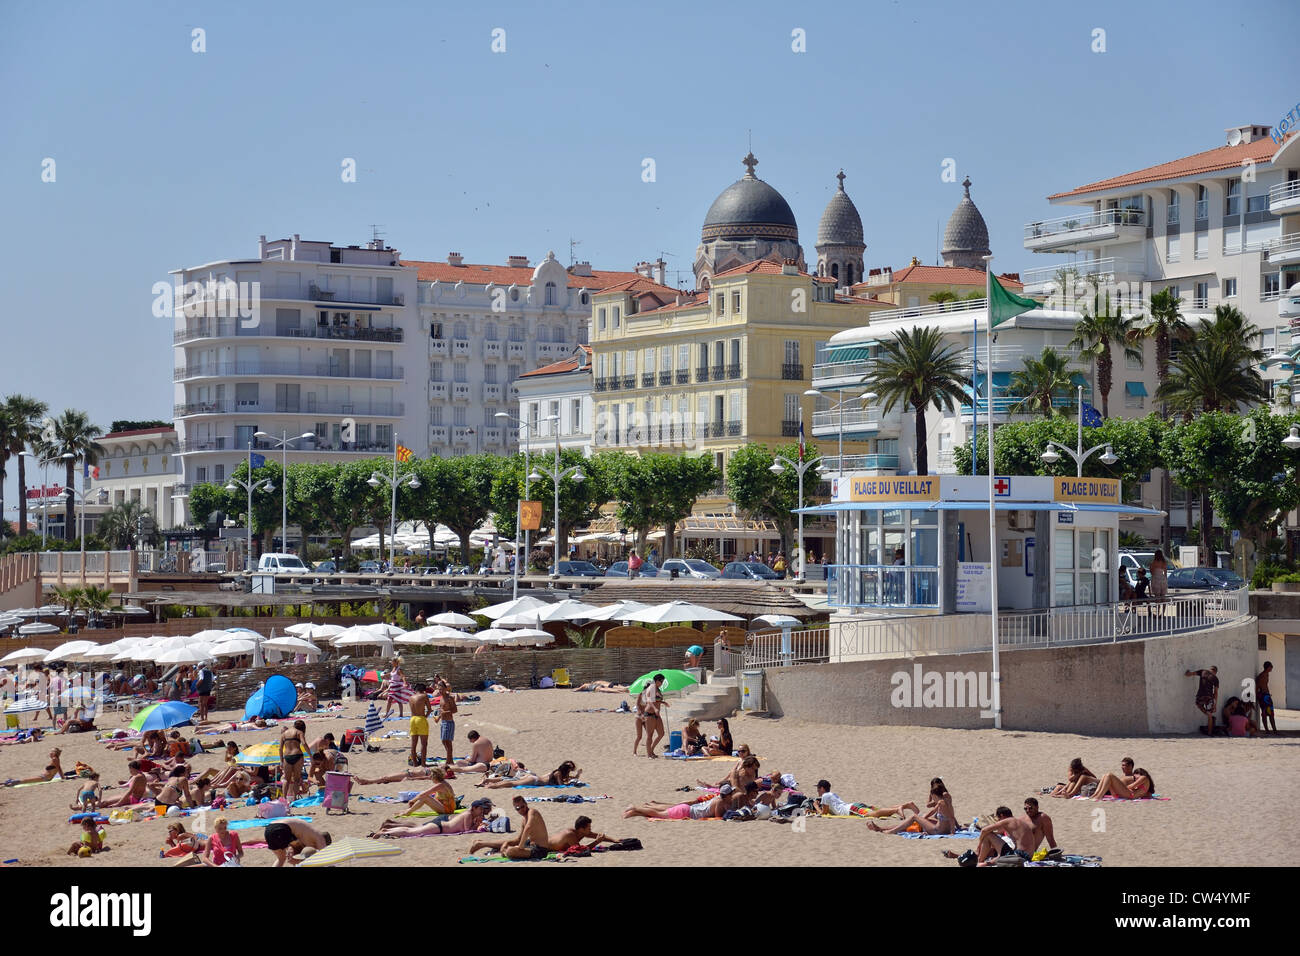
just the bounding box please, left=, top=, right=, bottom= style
left=2, top=688, right=1295, bottom=868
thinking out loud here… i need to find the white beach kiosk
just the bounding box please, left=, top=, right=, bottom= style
left=804, top=473, right=1161, bottom=615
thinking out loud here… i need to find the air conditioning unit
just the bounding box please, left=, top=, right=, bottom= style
left=1006, top=510, right=1033, bottom=530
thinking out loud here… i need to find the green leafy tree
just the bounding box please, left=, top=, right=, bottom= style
left=867, top=326, right=968, bottom=475
left=490, top=451, right=614, bottom=560
left=606, top=453, right=718, bottom=555
left=226, top=457, right=285, bottom=555
left=1068, top=279, right=1143, bottom=418
left=34, top=409, right=105, bottom=541
left=426, top=455, right=497, bottom=562
left=1010, top=347, right=1077, bottom=418
left=3, top=394, right=49, bottom=535
left=727, top=442, right=818, bottom=555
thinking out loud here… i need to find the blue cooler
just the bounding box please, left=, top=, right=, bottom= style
left=668, top=730, right=683, bottom=751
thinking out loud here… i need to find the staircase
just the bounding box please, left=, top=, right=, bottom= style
left=673, top=673, right=740, bottom=721
left=0, top=553, right=41, bottom=612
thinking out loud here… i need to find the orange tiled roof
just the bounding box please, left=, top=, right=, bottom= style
left=852, top=264, right=1022, bottom=289
left=712, top=260, right=830, bottom=281
left=401, top=259, right=645, bottom=289
left=592, top=276, right=681, bottom=298
left=1047, top=135, right=1288, bottom=200
left=519, top=353, right=590, bottom=378
left=633, top=291, right=711, bottom=317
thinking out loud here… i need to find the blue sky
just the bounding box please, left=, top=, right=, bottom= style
left=1, top=0, right=1298, bottom=508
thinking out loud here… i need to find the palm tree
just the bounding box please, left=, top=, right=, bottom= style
left=867, top=326, right=970, bottom=475
left=1068, top=278, right=1144, bottom=418
left=80, top=585, right=114, bottom=628
left=3, top=395, right=50, bottom=535
left=0, top=408, right=15, bottom=544
left=1135, top=289, right=1189, bottom=550
left=928, top=290, right=958, bottom=311
left=98, top=499, right=153, bottom=550
left=48, top=584, right=84, bottom=623
left=34, top=410, right=104, bottom=541
left=1010, top=347, right=1076, bottom=417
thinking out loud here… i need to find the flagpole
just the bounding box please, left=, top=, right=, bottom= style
left=985, top=255, right=1002, bottom=730
left=972, top=313, right=978, bottom=476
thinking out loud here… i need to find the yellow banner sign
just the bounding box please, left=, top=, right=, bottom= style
left=847, top=476, right=940, bottom=502
left=519, top=500, right=543, bottom=531
left=1053, top=477, right=1120, bottom=504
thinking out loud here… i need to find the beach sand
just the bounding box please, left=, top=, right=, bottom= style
left=2, top=689, right=1294, bottom=867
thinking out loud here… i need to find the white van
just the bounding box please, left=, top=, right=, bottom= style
left=257, top=553, right=309, bottom=573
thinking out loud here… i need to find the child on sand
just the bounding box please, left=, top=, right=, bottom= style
left=70, top=773, right=103, bottom=812
left=67, top=817, right=106, bottom=857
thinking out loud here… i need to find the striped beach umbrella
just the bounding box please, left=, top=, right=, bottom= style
left=364, top=703, right=383, bottom=739
left=236, top=742, right=287, bottom=767
left=299, top=836, right=402, bottom=867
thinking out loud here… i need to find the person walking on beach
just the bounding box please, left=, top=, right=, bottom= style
left=408, top=682, right=430, bottom=767
left=641, top=674, right=668, bottom=758
left=1185, top=665, right=1219, bottom=734
left=435, top=678, right=458, bottom=765
left=195, top=662, right=215, bottom=722
left=383, top=658, right=409, bottom=719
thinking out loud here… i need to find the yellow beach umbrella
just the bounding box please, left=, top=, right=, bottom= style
left=299, top=836, right=403, bottom=867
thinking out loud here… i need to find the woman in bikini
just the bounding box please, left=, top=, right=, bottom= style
left=404, top=767, right=458, bottom=815
left=371, top=798, right=493, bottom=838
left=153, top=766, right=195, bottom=810
left=3, top=748, right=65, bottom=787
left=682, top=719, right=707, bottom=756
left=280, top=720, right=308, bottom=803
left=697, top=752, right=760, bottom=791
left=1092, top=767, right=1154, bottom=800
left=866, top=779, right=956, bottom=835
left=705, top=718, right=733, bottom=757
left=1048, top=758, right=1098, bottom=798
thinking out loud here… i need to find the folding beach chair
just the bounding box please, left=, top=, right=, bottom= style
left=4, top=715, right=18, bottom=731
left=551, top=668, right=571, bottom=688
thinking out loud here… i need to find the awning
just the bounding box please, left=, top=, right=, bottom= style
left=798, top=500, right=1159, bottom=515
left=827, top=341, right=876, bottom=358
left=1071, top=503, right=1164, bottom=516
left=1125, top=381, right=1148, bottom=396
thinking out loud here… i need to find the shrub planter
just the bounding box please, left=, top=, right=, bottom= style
left=1271, top=581, right=1300, bottom=593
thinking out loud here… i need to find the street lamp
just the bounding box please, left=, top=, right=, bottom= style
left=806, top=386, right=877, bottom=475
left=1283, top=426, right=1300, bottom=451
left=527, top=414, right=582, bottom=577
left=64, top=485, right=108, bottom=569
left=1040, top=385, right=1118, bottom=476
left=254, top=430, right=315, bottom=552
left=769, top=417, right=818, bottom=581
left=225, top=441, right=276, bottom=571
left=366, top=436, right=420, bottom=569
left=496, top=411, right=542, bottom=597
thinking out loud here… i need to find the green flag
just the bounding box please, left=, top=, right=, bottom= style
left=988, top=273, right=1038, bottom=327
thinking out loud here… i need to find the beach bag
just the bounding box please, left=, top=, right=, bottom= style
left=493, top=747, right=505, bottom=759
left=256, top=799, right=288, bottom=818
left=607, top=838, right=642, bottom=851
left=956, top=850, right=978, bottom=868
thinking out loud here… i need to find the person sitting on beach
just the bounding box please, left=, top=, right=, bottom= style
left=201, top=816, right=243, bottom=867
left=705, top=718, right=733, bottom=757
left=264, top=818, right=332, bottom=867
left=298, top=682, right=318, bottom=712
left=867, top=779, right=956, bottom=835
left=1186, top=666, right=1219, bottom=735
left=57, top=703, right=97, bottom=735
left=1092, top=767, right=1155, bottom=800
left=574, top=680, right=629, bottom=693
left=308, top=750, right=336, bottom=791
left=100, top=761, right=150, bottom=807
left=468, top=796, right=572, bottom=860
left=153, top=766, right=195, bottom=810
left=404, top=767, right=458, bottom=815
left=1048, top=758, right=1098, bottom=798
left=162, top=822, right=203, bottom=860
left=968, top=799, right=1057, bottom=865
left=69, top=772, right=103, bottom=812
left=448, top=730, right=495, bottom=773
left=67, top=817, right=106, bottom=857
left=3, top=747, right=66, bottom=787
left=697, top=749, right=758, bottom=790
left=371, top=798, right=495, bottom=839
left=681, top=719, right=707, bottom=756
left=1224, top=697, right=1256, bottom=737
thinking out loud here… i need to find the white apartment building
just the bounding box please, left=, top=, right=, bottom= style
left=514, top=345, right=595, bottom=457
left=171, top=236, right=424, bottom=524
left=89, top=426, right=183, bottom=529
left=402, top=251, right=644, bottom=456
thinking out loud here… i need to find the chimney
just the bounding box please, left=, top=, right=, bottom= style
left=781, top=258, right=798, bottom=276
left=654, top=258, right=667, bottom=286
left=675, top=293, right=684, bottom=306
left=447, top=252, right=463, bottom=266
left=1225, top=124, right=1273, bottom=145
left=291, top=234, right=301, bottom=260
left=570, top=261, right=593, bottom=277
left=507, top=255, right=530, bottom=268
left=258, top=235, right=267, bottom=259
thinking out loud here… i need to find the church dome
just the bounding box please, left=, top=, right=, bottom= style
left=942, top=176, right=991, bottom=258
left=817, top=170, right=864, bottom=246
left=701, top=152, right=799, bottom=243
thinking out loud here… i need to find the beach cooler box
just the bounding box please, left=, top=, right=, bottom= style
left=323, top=772, right=353, bottom=814
left=668, top=730, right=683, bottom=751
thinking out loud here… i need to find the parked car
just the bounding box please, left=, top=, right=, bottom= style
left=1166, top=567, right=1245, bottom=591
left=358, top=560, right=383, bottom=574
left=605, top=561, right=661, bottom=578
left=1118, top=550, right=1180, bottom=588
left=660, top=558, right=722, bottom=580
left=257, top=553, right=309, bottom=573
left=556, top=560, right=605, bottom=578
left=313, top=560, right=338, bottom=574
left=722, top=561, right=779, bottom=580
left=205, top=558, right=231, bottom=573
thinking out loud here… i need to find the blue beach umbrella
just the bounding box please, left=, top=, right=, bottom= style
left=243, top=674, right=299, bottom=720
left=131, top=700, right=196, bottom=731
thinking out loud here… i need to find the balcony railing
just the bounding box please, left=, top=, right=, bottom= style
left=593, top=378, right=608, bottom=392
left=174, top=400, right=403, bottom=418
left=1269, top=180, right=1300, bottom=210
left=816, top=454, right=900, bottom=473
left=659, top=371, right=672, bottom=386
left=1263, top=233, right=1300, bottom=261
left=642, top=373, right=655, bottom=388
left=781, top=420, right=800, bottom=437
left=696, top=367, right=709, bottom=382
left=173, top=323, right=404, bottom=344
left=621, top=376, right=635, bottom=389
left=726, top=420, right=741, bottom=436
left=960, top=395, right=1074, bottom=415
left=812, top=406, right=886, bottom=430
left=305, top=286, right=404, bottom=307
left=726, top=363, right=742, bottom=379
left=178, top=437, right=395, bottom=454
left=708, top=422, right=724, bottom=438
left=812, top=358, right=874, bottom=384
left=826, top=564, right=941, bottom=609
left=1023, top=208, right=1146, bottom=243
left=711, top=365, right=726, bottom=381
left=1020, top=258, right=1147, bottom=289
left=608, top=377, right=621, bottom=391
left=174, top=362, right=403, bottom=381
left=781, top=363, right=804, bottom=380
left=675, top=370, right=689, bottom=384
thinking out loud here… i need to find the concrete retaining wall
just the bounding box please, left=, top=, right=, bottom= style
left=761, top=618, right=1258, bottom=736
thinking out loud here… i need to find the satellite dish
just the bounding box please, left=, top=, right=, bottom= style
left=1226, top=129, right=1242, bottom=147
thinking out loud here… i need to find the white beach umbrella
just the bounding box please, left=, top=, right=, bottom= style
left=506, top=628, right=555, bottom=646
left=210, top=639, right=258, bottom=658
left=110, top=605, right=150, bottom=616
left=473, top=628, right=516, bottom=644
left=42, top=640, right=101, bottom=663
left=494, top=609, right=546, bottom=628
left=36, top=604, right=67, bottom=615
left=624, top=601, right=745, bottom=625
left=154, top=644, right=215, bottom=664
left=285, top=623, right=345, bottom=642
left=189, top=629, right=234, bottom=643
left=18, top=621, right=61, bottom=635
left=363, top=623, right=407, bottom=639
left=334, top=631, right=394, bottom=653
left=581, top=600, right=650, bottom=621
left=261, top=636, right=320, bottom=654
left=424, top=628, right=481, bottom=648
left=427, top=612, right=478, bottom=629
left=478, top=595, right=549, bottom=621
left=1, top=647, right=51, bottom=666
left=533, top=599, right=601, bottom=622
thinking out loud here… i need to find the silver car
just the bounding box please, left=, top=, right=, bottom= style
left=660, top=558, right=721, bottom=580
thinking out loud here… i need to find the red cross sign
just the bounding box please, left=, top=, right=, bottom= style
left=993, top=478, right=1011, bottom=496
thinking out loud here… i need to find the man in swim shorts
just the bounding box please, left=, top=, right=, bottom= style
left=435, top=678, right=457, bottom=765
left=1185, top=665, right=1219, bottom=734
left=1257, top=662, right=1277, bottom=733
left=448, top=730, right=494, bottom=773
left=264, top=818, right=332, bottom=866
left=973, top=799, right=1057, bottom=865
left=468, top=795, right=551, bottom=859
left=408, top=682, right=430, bottom=767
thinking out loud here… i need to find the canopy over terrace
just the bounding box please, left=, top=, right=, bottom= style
left=582, top=581, right=820, bottom=621
left=798, top=473, right=1161, bottom=614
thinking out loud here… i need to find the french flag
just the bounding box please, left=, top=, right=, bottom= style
left=798, top=420, right=805, bottom=462
left=84, top=463, right=99, bottom=480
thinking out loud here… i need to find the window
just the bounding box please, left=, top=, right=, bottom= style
left=643, top=347, right=655, bottom=374
left=659, top=346, right=671, bottom=373
left=1126, top=351, right=1142, bottom=369
left=376, top=424, right=392, bottom=449
left=195, top=467, right=207, bottom=483
left=877, top=439, right=899, bottom=457
left=783, top=393, right=799, bottom=423
left=732, top=290, right=742, bottom=314
left=1194, top=281, right=1208, bottom=308
left=485, top=321, right=498, bottom=341
left=1263, top=273, right=1281, bottom=296
left=453, top=407, right=467, bottom=427
left=677, top=343, right=690, bottom=373
left=235, top=425, right=256, bottom=448
left=1124, top=381, right=1147, bottom=409
left=1261, top=328, right=1276, bottom=353
left=528, top=403, right=539, bottom=431
left=784, top=340, right=800, bottom=365
left=1053, top=527, right=1111, bottom=607
left=430, top=321, right=444, bottom=339
left=431, top=406, right=443, bottom=425
left=598, top=308, right=606, bottom=331
left=545, top=282, right=557, bottom=306
left=1246, top=195, right=1267, bottom=214
left=508, top=364, right=520, bottom=385
left=1195, top=185, right=1208, bottom=220
left=431, top=361, right=444, bottom=382
left=612, top=306, right=620, bottom=328
left=729, top=338, right=741, bottom=370
left=714, top=340, right=725, bottom=368
left=548, top=401, right=560, bottom=433
left=454, top=363, right=468, bottom=383
left=1223, top=277, right=1238, bottom=298
left=1167, top=192, right=1180, bottom=224
left=715, top=294, right=725, bottom=316
left=698, top=342, right=709, bottom=373
left=454, top=321, right=468, bottom=339
left=571, top=399, right=582, bottom=434
left=509, top=324, right=524, bottom=342
left=1225, top=178, right=1241, bottom=216
left=213, top=464, right=224, bottom=482
left=484, top=365, right=497, bottom=383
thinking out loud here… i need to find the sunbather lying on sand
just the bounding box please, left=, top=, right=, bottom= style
left=574, top=680, right=629, bottom=693
left=479, top=760, right=581, bottom=789
left=1091, top=767, right=1154, bottom=800
left=371, top=798, right=493, bottom=838
left=625, top=785, right=746, bottom=820
left=866, top=779, right=956, bottom=834
left=3, top=748, right=65, bottom=786
left=353, top=767, right=439, bottom=786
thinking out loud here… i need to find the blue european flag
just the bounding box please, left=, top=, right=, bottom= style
left=1081, top=402, right=1103, bottom=428
left=249, top=453, right=266, bottom=469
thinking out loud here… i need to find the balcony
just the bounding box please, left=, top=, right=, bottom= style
left=818, top=454, right=900, bottom=474
left=642, top=373, right=655, bottom=388
left=430, top=338, right=448, bottom=355
left=675, top=370, right=689, bottom=385
left=594, top=377, right=608, bottom=392
left=726, top=420, right=741, bottom=437
left=608, top=377, right=621, bottom=391
left=484, top=426, right=503, bottom=445
left=1264, top=233, right=1300, bottom=265
left=430, top=426, right=449, bottom=444
left=959, top=395, right=1074, bottom=418
left=452, top=338, right=471, bottom=356
left=707, top=422, right=724, bottom=438
left=781, top=420, right=800, bottom=437
left=305, top=285, right=404, bottom=307
left=726, top=363, right=742, bottom=379
left=508, top=342, right=527, bottom=359
left=430, top=382, right=448, bottom=400
left=1019, top=258, right=1147, bottom=296
left=955, top=343, right=1085, bottom=371
left=173, top=322, right=404, bottom=345
left=811, top=358, right=874, bottom=389
left=1269, top=180, right=1300, bottom=215
left=173, top=400, right=403, bottom=418
left=173, top=361, right=403, bottom=382
left=696, top=366, right=709, bottom=382
left=484, top=340, right=503, bottom=358
left=811, top=405, right=896, bottom=439
left=178, top=436, right=394, bottom=455
left=708, top=365, right=723, bottom=381
left=452, top=383, right=471, bottom=402
left=781, top=363, right=804, bottom=380
left=453, top=427, right=473, bottom=445
left=1023, top=208, right=1147, bottom=252
left=659, top=371, right=672, bottom=386
left=483, top=383, right=502, bottom=402
left=621, top=376, right=635, bottom=389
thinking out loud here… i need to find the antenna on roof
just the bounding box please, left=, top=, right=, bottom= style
left=935, top=220, right=940, bottom=266
left=569, top=238, right=581, bottom=266
left=370, top=224, right=386, bottom=246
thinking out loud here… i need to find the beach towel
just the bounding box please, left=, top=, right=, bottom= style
left=357, top=795, right=404, bottom=804
left=899, top=828, right=979, bottom=840
left=457, top=852, right=560, bottom=863
left=512, top=782, right=588, bottom=789
left=524, top=794, right=610, bottom=803
left=290, top=794, right=325, bottom=808
left=217, top=815, right=313, bottom=833
left=1071, top=794, right=1169, bottom=801
left=1025, top=854, right=1103, bottom=867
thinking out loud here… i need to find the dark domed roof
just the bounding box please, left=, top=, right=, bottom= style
left=817, top=170, right=864, bottom=246
left=942, top=177, right=990, bottom=255
left=701, top=153, right=799, bottom=243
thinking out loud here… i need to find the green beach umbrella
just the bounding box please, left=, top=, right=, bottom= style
left=628, top=669, right=699, bottom=695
